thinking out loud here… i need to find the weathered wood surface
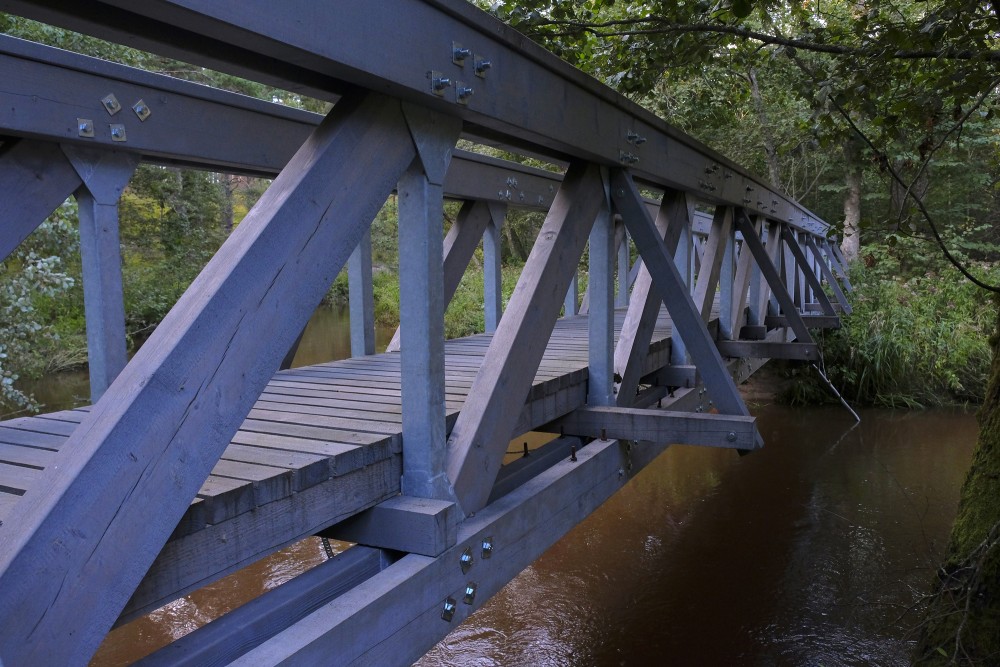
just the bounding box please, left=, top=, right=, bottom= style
left=0, top=306, right=679, bottom=626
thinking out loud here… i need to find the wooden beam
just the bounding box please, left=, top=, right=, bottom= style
left=134, top=546, right=386, bottom=667
left=764, top=314, right=841, bottom=329
left=63, top=146, right=140, bottom=402
left=718, top=214, right=737, bottom=338
left=0, top=91, right=418, bottom=667
left=780, top=226, right=836, bottom=316
left=613, top=190, right=689, bottom=404
left=349, top=229, right=376, bottom=356
left=748, top=217, right=778, bottom=326
left=588, top=196, right=615, bottom=407
left=0, top=139, right=82, bottom=262
left=611, top=170, right=759, bottom=441
left=615, top=219, right=630, bottom=308
left=826, top=239, right=855, bottom=291
left=733, top=213, right=814, bottom=345
left=483, top=203, right=505, bottom=332
left=446, top=161, right=605, bottom=515
left=716, top=340, right=819, bottom=361
left=328, top=496, right=457, bottom=557
left=564, top=273, right=579, bottom=315
left=544, top=406, right=757, bottom=449
left=692, top=208, right=732, bottom=323
left=729, top=219, right=757, bottom=336
left=807, top=236, right=852, bottom=313
left=397, top=105, right=462, bottom=501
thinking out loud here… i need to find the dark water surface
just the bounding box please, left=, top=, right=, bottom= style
left=40, top=307, right=976, bottom=665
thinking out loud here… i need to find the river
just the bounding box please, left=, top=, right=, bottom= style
left=32, top=307, right=975, bottom=666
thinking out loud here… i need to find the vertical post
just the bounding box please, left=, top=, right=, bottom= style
left=718, top=222, right=736, bottom=339
left=588, top=190, right=614, bottom=406
left=484, top=203, right=505, bottom=333
left=348, top=229, right=375, bottom=356
left=564, top=274, right=579, bottom=316
left=616, top=221, right=630, bottom=308
left=397, top=106, right=461, bottom=501
left=692, top=206, right=733, bottom=323
left=63, top=147, right=139, bottom=403
left=672, top=207, right=694, bottom=365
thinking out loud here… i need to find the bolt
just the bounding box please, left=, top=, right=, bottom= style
left=453, top=42, right=472, bottom=64
left=102, top=93, right=121, bottom=116
left=618, top=467, right=625, bottom=478
left=429, top=71, right=452, bottom=96
left=481, top=537, right=494, bottom=559
left=474, top=56, right=492, bottom=77
left=109, top=124, right=127, bottom=142
left=132, top=99, right=151, bottom=121
left=442, top=597, right=457, bottom=622
left=77, top=118, right=95, bottom=138
left=456, top=84, right=474, bottom=104
left=460, top=547, right=474, bottom=574
left=626, top=130, right=639, bottom=143
left=634, top=136, right=647, bottom=145
left=727, top=432, right=737, bottom=442
left=601, top=428, right=607, bottom=441
left=570, top=445, right=577, bottom=462
left=463, top=583, right=478, bottom=605
left=616, top=188, right=625, bottom=198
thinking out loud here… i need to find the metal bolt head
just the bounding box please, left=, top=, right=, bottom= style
left=77, top=118, right=95, bottom=138
left=456, top=83, right=474, bottom=105
left=429, top=71, right=451, bottom=96
left=474, top=55, right=492, bottom=78
left=441, top=597, right=457, bottom=622
left=463, top=582, right=477, bottom=605
left=452, top=42, right=471, bottom=65
left=132, top=99, right=151, bottom=121
left=460, top=547, right=474, bottom=574
left=109, top=124, right=127, bottom=142
left=726, top=431, right=737, bottom=442
left=102, top=93, right=121, bottom=116
left=481, top=537, right=494, bottom=559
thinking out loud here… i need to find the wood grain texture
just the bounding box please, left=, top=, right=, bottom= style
left=0, top=91, right=418, bottom=667
left=548, top=406, right=757, bottom=449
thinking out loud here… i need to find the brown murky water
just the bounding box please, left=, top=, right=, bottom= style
left=26, top=308, right=978, bottom=666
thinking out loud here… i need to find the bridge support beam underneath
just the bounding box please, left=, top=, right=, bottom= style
left=544, top=406, right=757, bottom=449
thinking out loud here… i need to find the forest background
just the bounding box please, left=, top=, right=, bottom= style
left=2, top=1, right=1000, bottom=659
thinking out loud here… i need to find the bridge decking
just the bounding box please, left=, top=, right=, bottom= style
left=0, top=307, right=679, bottom=620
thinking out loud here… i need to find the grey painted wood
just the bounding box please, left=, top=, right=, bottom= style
left=734, top=217, right=761, bottom=331
left=825, top=239, right=855, bottom=292
left=0, top=139, right=83, bottom=263
left=331, top=495, right=456, bottom=556
left=613, top=190, right=688, bottom=405
left=616, top=220, right=630, bottom=308
left=63, top=146, right=139, bottom=401
left=718, top=216, right=736, bottom=339
left=397, top=106, right=461, bottom=501
left=8, top=0, right=830, bottom=234
left=134, top=546, right=385, bottom=667
left=548, top=406, right=757, bottom=449
left=716, top=340, right=818, bottom=361
left=807, top=236, right=852, bottom=312
left=588, top=202, right=615, bottom=407
left=765, top=314, right=841, bottom=329
left=349, top=229, right=376, bottom=356
left=484, top=203, right=505, bottom=332
left=564, top=273, right=579, bottom=316
left=692, top=206, right=733, bottom=323
left=612, top=170, right=758, bottom=441
left=447, top=162, right=606, bottom=515
left=0, top=92, right=419, bottom=667
left=781, top=226, right=836, bottom=317
left=671, top=204, right=695, bottom=365
left=735, top=214, right=814, bottom=344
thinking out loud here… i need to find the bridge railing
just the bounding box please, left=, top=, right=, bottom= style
left=0, top=2, right=852, bottom=665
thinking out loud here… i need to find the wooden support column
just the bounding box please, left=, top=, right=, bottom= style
left=806, top=236, right=851, bottom=314
left=348, top=229, right=376, bottom=356
left=63, top=146, right=140, bottom=402
left=397, top=105, right=461, bottom=502
left=446, top=161, right=605, bottom=515
left=613, top=190, right=689, bottom=405
left=749, top=219, right=781, bottom=326
left=692, top=206, right=734, bottom=323
left=823, top=238, right=855, bottom=293
left=718, top=219, right=737, bottom=339
left=611, top=170, right=759, bottom=440
left=484, top=203, right=505, bottom=332
left=0, top=92, right=419, bottom=667
left=780, top=226, right=836, bottom=317
left=730, top=229, right=755, bottom=336
left=588, top=189, right=615, bottom=407
left=564, top=273, right=579, bottom=315
left=615, top=219, right=630, bottom=308
left=734, top=212, right=814, bottom=344
left=0, top=139, right=83, bottom=262
left=671, top=203, right=695, bottom=365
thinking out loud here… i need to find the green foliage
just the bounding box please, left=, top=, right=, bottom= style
left=783, top=246, right=996, bottom=408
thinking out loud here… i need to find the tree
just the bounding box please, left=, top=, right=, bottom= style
left=483, top=0, right=1000, bottom=660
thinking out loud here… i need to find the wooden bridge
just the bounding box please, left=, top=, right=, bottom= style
left=0, top=2, right=852, bottom=665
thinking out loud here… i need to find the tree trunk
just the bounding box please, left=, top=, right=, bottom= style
left=915, top=295, right=1000, bottom=664
left=841, top=140, right=862, bottom=262
left=747, top=67, right=782, bottom=191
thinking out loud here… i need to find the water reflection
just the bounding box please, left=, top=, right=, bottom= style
left=419, top=406, right=977, bottom=667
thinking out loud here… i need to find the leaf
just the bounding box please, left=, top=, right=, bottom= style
left=936, top=647, right=948, bottom=657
